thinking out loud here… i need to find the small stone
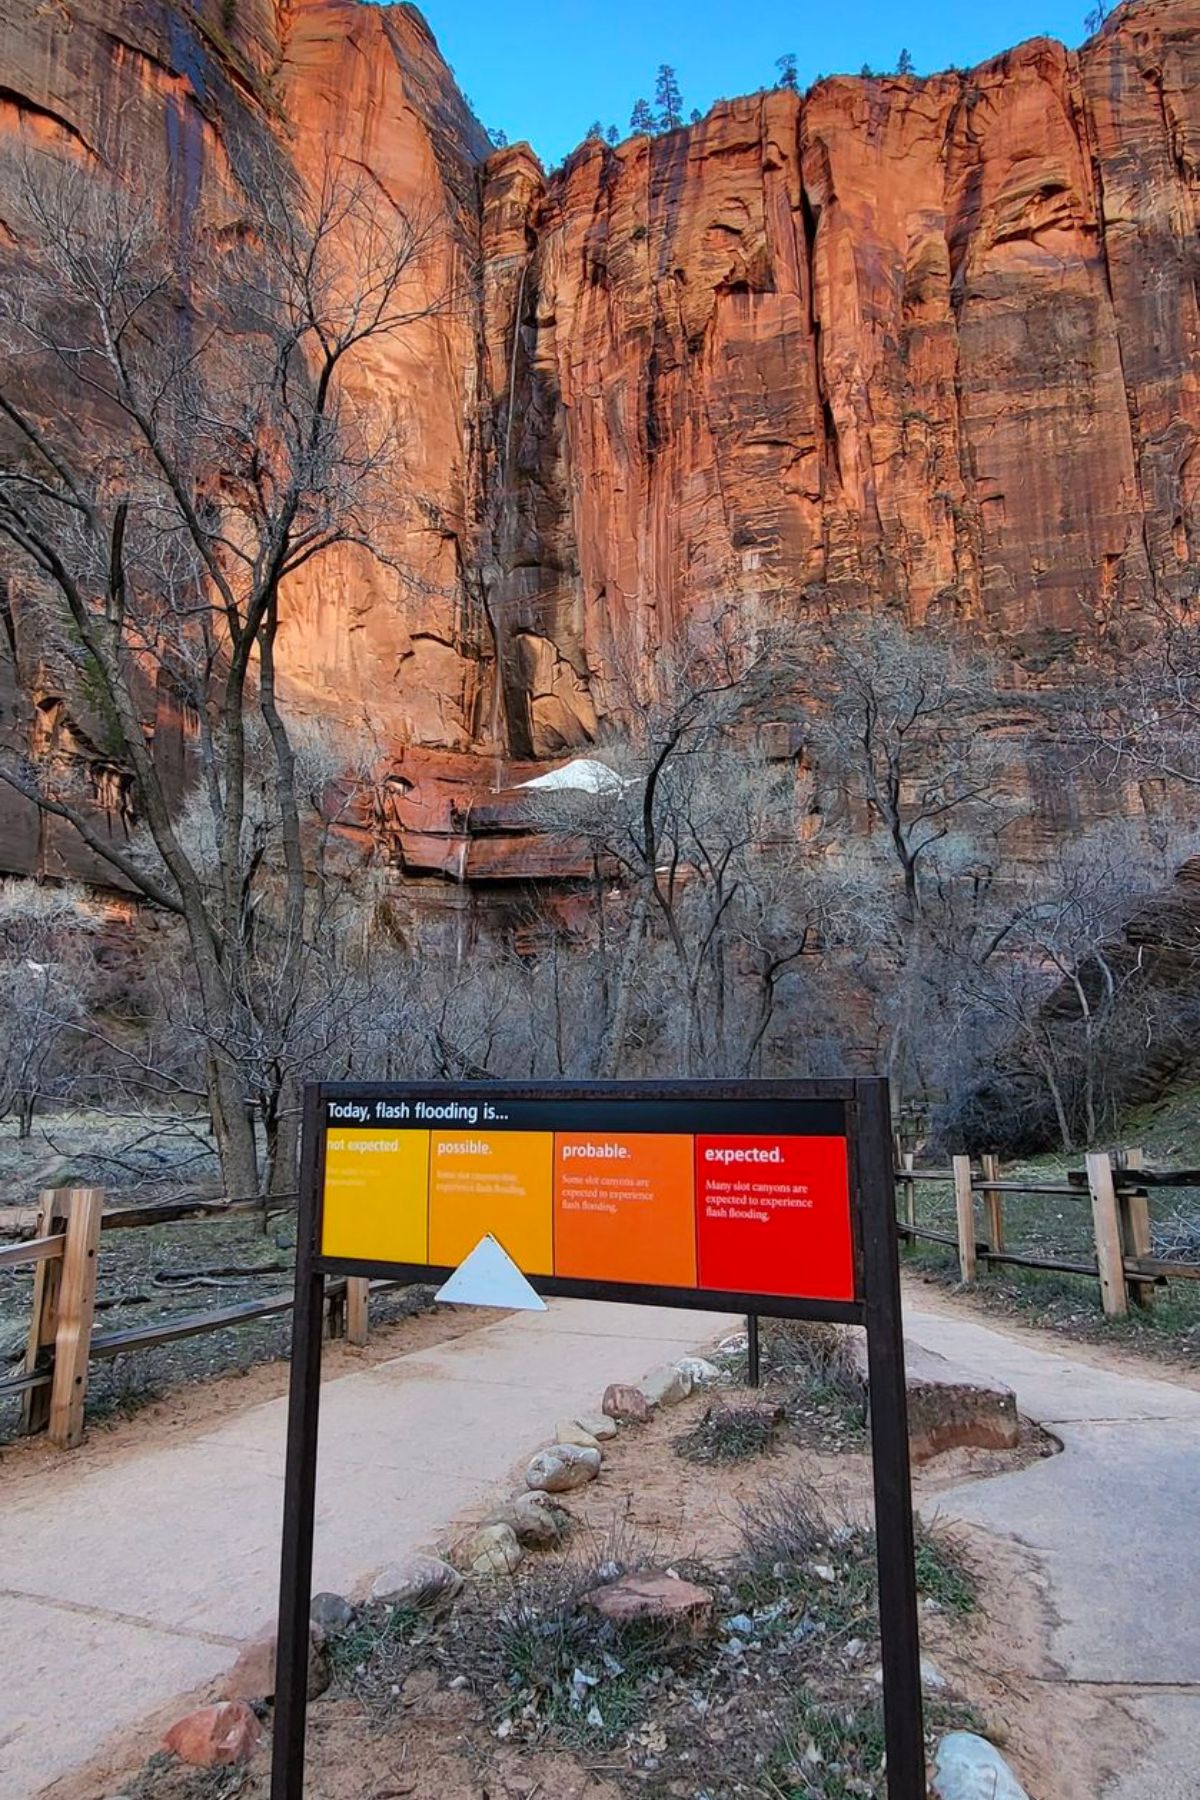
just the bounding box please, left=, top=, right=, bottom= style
left=676, top=1356, right=722, bottom=1387
left=603, top=1382, right=651, bottom=1423
left=642, top=1363, right=693, bottom=1407
left=573, top=1408, right=618, bottom=1441
left=221, top=1624, right=328, bottom=1704
left=369, top=1554, right=462, bottom=1609
left=460, top=1522, right=524, bottom=1576
left=310, top=1591, right=354, bottom=1636
left=870, top=1655, right=947, bottom=1692
left=932, top=1732, right=1029, bottom=1799
left=490, top=1491, right=572, bottom=1549
left=809, top=1563, right=836, bottom=1583
left=526, top=1444, right=602, bottom=1493
left=725, top=1613, right=754, bottom=1636
left=164, top=1701, right=260, bottom=1769
left=554, top=1420, right=603, bottom=1451
left=581, top=1572, right=715, bottom=1639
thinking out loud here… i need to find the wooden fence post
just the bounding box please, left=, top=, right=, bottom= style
left=1118, top=1148, right=1155, bottom=1311
left=902, top=1152, right=916, bottom=1232
left=1086, top=1152, right=1129, bottom=1318
left=48, top=1188, right=103, bottom=1449
left=981, top=1153, right=1004, bottom=1255
left=21, top=1188, right=71, bottom=1436
left=952, top=1155, right=977, bottom=1284
left=347, top=1278, right=370, bottom=1347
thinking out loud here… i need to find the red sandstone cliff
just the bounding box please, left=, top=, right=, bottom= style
left=479, top=1, right=1200, bottom=753
left=1, top=0, right=1199, bottom=873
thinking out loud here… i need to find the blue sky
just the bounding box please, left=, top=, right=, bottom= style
left=386, top=0, right=1095, bottom=165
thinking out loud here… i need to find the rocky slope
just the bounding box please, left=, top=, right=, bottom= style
left=1, top=0, right=1199, bottom=881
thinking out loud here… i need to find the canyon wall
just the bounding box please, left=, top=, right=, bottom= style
left=1, top=0, right=1199, bottom=879
left=479, top=0, right=1200, bottom=754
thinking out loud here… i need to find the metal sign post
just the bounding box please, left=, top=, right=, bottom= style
left=271, top=1078, right=924, bottom=1800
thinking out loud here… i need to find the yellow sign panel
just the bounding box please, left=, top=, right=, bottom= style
left=322, top=1130, right=429, bottom=1264
left=428, top=1130, right=554, bottom=1274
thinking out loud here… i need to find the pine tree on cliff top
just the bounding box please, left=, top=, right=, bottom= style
left=630, top=97, right=655, bottom=134
left=606, top=124, right=620, bottom=145
left=897, top=47, right=915, bottom=75
left=776, top=53, right=799, bottom=91
left=655, top=64, right=684, bottom=132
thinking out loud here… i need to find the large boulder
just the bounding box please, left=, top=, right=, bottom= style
left=525, top=1444, right=601, bottom=1493
left=164, top=1701, right=260, bottom=1769
left=932, top=1732, right=1029, bottom=1799
left=850, top=1337, right=1019, bottom=1463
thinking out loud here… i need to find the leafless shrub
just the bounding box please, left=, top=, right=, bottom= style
left=737, top=1470, right=830, bottom=1580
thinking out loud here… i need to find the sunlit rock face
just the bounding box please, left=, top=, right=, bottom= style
left=1, top=0, right=1199, bottom=877
left=480, top=0, right=1200, bottom=745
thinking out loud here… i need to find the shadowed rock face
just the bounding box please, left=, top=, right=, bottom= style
left=1, top=0, right=1199, bottom=876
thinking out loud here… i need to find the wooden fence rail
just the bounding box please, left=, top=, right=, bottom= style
left=5, top=1147, right=1199, bottom=1448
left=0, top=1190, right=387, bottom=1448
left=894, top=1148, right=1200, bottom=1319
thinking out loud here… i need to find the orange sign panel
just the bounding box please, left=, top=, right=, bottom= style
left=553, top=1132, right=697, bottom=1287
left=428, top=1130, right=554, bottom=1274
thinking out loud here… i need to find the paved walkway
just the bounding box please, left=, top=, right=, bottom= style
left=904, top=1300, right=1200, bottom=1799
left=5, top=1295, right=1198, bottom=1800
left=0, top=1300, right=735, bottom=1800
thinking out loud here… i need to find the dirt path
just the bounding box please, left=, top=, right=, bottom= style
left=903, top=1291, right=1200, bottom=1799
left=0, top=1299, right=736, bottom=1800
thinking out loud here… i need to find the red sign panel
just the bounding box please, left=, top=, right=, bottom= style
left=694, top=1133, right=855, bottom=1300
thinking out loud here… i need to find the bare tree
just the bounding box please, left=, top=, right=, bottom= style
left=1076, top=611, right=1200, bottom=792
left=937, top=825, right=1198, bottom=1151
left=0, top=146, right=445, bottom=1193
left=521, top=614, right=856, bottom=1078
left=805, top=614, right=1015, bottom=1103
left=0, top=881, right=95, bottom=1137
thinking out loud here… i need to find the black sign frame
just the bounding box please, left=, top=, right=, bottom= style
left=271, top=1077, right=924, bottom=1799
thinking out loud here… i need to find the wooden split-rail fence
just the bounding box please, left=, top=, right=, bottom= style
left=895, top=1146, right=1200, bottom=1317
left=0, top=1189, right=383, bottom=1449
left=3, top=1146, right=1198, bottom=1449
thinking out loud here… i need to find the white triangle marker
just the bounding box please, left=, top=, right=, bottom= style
left=435, top=1234, right=548, bottom=1311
